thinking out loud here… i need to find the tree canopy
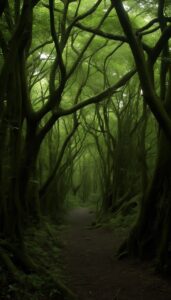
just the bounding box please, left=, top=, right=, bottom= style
left=1, top=0, right=171, bottom=297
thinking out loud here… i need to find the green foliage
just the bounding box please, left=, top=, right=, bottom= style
left=106, top=209, right=137, bottom=230
left=1, top=0, right=171, bottom=277
left=65, top=191, right=101, bottom=210
left=99, top=197, right=139, bottom=231
left=65, top=194, right=82, bottom=209
left=0, top=219, right=73, bottom=300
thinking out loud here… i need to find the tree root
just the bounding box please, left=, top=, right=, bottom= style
left=117, top=240, right=129, bottom=260
left=0, top=246, right=18, bottom=275
left=0, top=246, right=27, bottom=285
left=0, top=239, right=77, bottom=299
left=0, top=239, right=38, bottom=273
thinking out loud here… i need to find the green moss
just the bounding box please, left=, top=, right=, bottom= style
left=0, top=218, right=75, bottom=300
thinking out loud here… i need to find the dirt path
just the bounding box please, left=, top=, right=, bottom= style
left=62, top=207, right=171, bottom=300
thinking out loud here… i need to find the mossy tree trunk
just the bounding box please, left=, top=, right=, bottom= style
left=0, top=0, right=33, bottom=239
left=127, top=130, right=171, bottom=267
left=0, top=0, right=138, bottom=242
left=113, top=0, right=171, bottom=271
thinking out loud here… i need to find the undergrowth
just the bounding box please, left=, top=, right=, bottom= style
left=0, top=217, right=75, bottom=300
left=104, top=210, right=137, bottom=229
left=93, top=196, right=139, bottom=232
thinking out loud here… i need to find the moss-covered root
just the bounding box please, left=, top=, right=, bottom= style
left=50, top=277, right=77, bottom=300
left=0, top=242, right=77, bottom=300
left=0, top=246, right=27, bottom=284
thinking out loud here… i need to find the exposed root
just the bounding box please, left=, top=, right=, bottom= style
left=0, top=239, right=38, bottom=273
left=0, top=246, right=21, bottom=280
left=0, top=239, right=76, bottom=299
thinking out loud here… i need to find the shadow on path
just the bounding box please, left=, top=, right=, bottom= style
left=62, top=207, right=171, bottom=300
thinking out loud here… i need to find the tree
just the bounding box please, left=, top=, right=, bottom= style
left=0, top=0, right=135, bottom=277
left=111, top=0, right=171, bottom=273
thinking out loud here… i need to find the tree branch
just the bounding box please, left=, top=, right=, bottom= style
left=112, top=0, right=171, bottom=140
left=74, top=22, right=151, bottom=54
left=58, top=69, right=136, bottom=117
left=39, top=119, right=79, bottom=197
left=150, top=25, right=171, bottom=65
left=67, top=5, right=113, bottom=79
left=75, top=22, right=127, bottom=42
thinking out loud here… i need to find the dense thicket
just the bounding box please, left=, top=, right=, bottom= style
left=0, top=0, right=171, bottom=285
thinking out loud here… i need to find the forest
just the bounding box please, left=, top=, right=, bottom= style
left=1, top=0, right=171, bottom=299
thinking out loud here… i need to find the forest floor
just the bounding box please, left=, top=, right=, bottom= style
left=61, top=207, right=171, bottom=300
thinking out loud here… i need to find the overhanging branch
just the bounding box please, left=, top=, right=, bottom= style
left=58, top=69, right=136, bottom=117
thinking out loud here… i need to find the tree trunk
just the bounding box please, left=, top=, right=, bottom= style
left=126, top=130, right=171, bottom=272
left=19, top=124, right=41, bottom=221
